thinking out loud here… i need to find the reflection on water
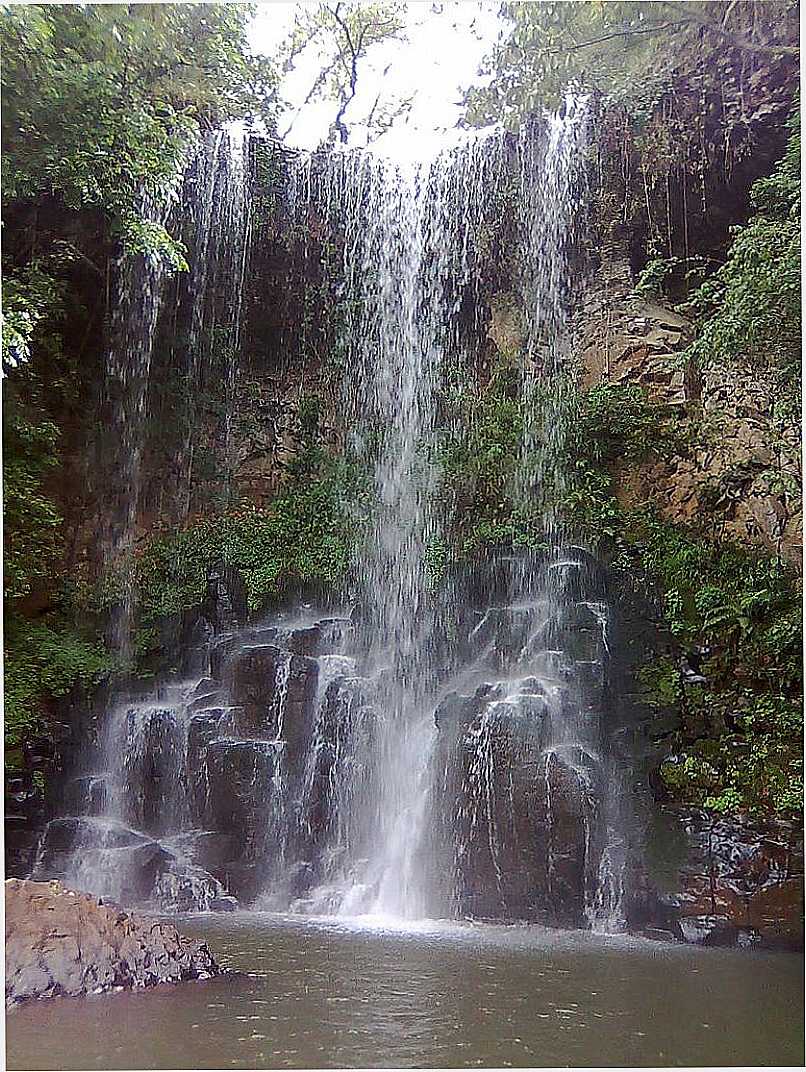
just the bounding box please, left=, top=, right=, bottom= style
left=6, top=913, right=804, bottom=1069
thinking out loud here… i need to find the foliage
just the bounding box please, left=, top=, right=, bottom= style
left=4, top=616, right=117, bottom=753
left=574, top=383, right=668, bottom=463
left=625, top=511, right=802, bottom=817
left=3, top=407, right=63, bottom=603
left=132, top=454, right=369, bottom=624
left=680, top=108, right=801, bottom=379
left=438, top=376, right=669, bottom=556
left=633, top=254, right=712, bottom=301
left=464, top=0, right=798, bottom=125
left=1, top=3, right=277, bottom=265
left=1, top=256, right=71, bottom=373
left=279, top=1, right=408, bottom=145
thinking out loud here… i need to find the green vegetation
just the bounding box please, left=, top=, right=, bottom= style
left=3, top=408, right=63, bottom=603
left=464, top=0, right=798, bottom=124
left=2, top=3, right=279, bottom=756
left=4, top=617, right=118, bottom=758
left=1, top=4, right=276, bottom=267
left=133, top=453, right=369, bottom=628
left=681, top=107, right=801, bottom=386
left=438, top=369, right=531, bottom=557
left=628, top=514, right=802, bottom=817
left=438, top=373, right=678, bottom=558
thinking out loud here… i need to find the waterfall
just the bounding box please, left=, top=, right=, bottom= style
left=99, top=124, right=250, bottom=658
left=101, top=192, right=176, bottom=661
left=41, top=98, right=630, bottom=932
left=286, top=135, right=513, bottom=919
left=516, top=95, right=590, bottom=532
left=174, top=123, right=251, bottom=518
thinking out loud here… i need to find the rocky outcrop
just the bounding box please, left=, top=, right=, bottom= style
left=5, top=879, right=220, bottom=1007
left=631, top=808, right=804, bottom=950
left=577, top=236, right=802, bottom=567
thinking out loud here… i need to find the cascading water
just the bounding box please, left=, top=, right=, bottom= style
left=513, top=95, right=627, bottom=929
left=99, top=124, right=250, bottom=658
left=286, top=136, right=518, bottom=919
left=37, top=98, right=630, bottom=932
left=101, top=192, right=176, bottom=662
left=174, top=123, right=251, bottom=517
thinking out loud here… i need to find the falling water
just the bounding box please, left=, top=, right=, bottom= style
left=288, top=135, right=514, bottom=918
left=40, top=99, right=630, bottom=932
left=175, top=123, right=251, bottom=517
left=100, top=124, right=250, bottom=658
left=516, top=94, right=590, bottom=534
left=102, top=192, right=176, bottom=662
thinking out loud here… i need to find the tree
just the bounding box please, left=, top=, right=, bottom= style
left=280, top=1, right=408, bottom=145
left=464, top=0, right=799, bottom=125
left=1, top=3, right=278, bottom=263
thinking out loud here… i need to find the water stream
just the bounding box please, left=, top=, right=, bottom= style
left=39, top=102, right=645, bottom=934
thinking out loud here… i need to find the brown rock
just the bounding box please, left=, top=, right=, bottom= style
left=5, top=879, right=220, bottom=1007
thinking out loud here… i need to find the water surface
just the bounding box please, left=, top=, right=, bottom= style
left=7, top=913, right=803, bottom=1069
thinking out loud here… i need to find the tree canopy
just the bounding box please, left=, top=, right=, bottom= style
left=279, top=1, right=409, bottom=145
left=1, top=3, right=278, bottom=261
left=464, top=0, right=799, bottom=124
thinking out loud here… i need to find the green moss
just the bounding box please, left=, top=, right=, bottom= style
left=3, top=408, right=63, bottom=603
left=636, top=657, right=682, bottom=709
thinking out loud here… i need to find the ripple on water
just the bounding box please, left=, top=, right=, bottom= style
left=5, top=915, right=804, bottom=1071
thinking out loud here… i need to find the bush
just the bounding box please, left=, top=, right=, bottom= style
left=4, top=616, right=117, bottom=755
left=134, top=455, right=369, bottom=622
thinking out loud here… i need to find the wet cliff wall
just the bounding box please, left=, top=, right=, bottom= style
left=4, top=58, right=801, bottom=943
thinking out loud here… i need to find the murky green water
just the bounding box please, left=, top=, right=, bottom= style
left=6, top=913, right=804, bottom=1069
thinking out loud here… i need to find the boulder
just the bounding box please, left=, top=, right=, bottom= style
left=5, top=878, right=220, bottom=1007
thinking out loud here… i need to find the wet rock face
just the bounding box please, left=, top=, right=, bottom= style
left=630, top=809, right=804, bottom=950
left=202, top=562, right=248, bottom=631
left=5, top=879, right=220, bottom=1007
left=30, top=817, right=232, bottom=912
left=431, top=551, right=617, bottom=927
left=435, top=682, right=603, bottom=925
left=26, top=570, right=804, bottom=947
left=204, top=738, right=280, bottom=849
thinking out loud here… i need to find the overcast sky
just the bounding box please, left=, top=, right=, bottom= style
left=248, top=2, right=507, bottom=158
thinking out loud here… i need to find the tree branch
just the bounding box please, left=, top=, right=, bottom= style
left=329, top=3, right=361, bottom=144
left=658, top=2, right=799, bottom=56
left=543, top=10, right=797, bottom=59
left=544, top=20, right=682, bottom=55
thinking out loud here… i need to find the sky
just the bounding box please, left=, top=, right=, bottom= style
left=248, top=2, right=508, bottom=158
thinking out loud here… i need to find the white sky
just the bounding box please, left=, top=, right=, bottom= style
left=248, top=2, right=508, bottom=157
